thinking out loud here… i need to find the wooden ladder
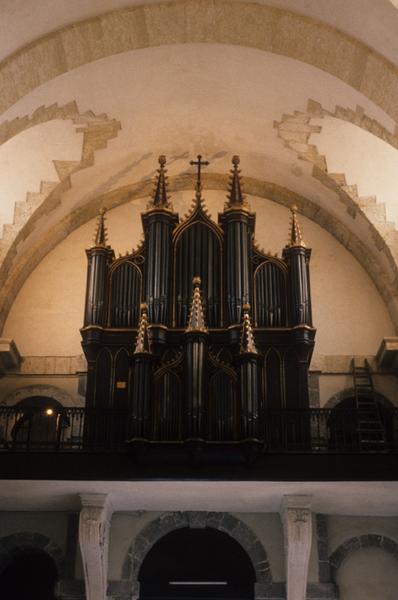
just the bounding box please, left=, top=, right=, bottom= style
left=352, top=358, right=386, bottom=451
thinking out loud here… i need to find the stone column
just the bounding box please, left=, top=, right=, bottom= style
left=280, top=495, right=313, bottom=600
left=79, top=493, right=113, bottom=600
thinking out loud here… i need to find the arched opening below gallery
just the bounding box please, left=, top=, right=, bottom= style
left=327, top=395, right=395, bottom=450
left=138, top=527, right=256, bottom=600
left=11, top=396, right=67, bottom=449
left=0, top=546, right=58, bottom=600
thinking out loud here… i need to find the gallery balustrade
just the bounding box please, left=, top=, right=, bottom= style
left=1, top=405, right=397, bottom=453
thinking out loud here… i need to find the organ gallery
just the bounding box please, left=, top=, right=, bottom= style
left=81, top=156, right=315, bottom=451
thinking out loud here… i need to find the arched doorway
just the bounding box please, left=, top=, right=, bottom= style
left=11, top=396, right=67, bottom=449
left=138, top=527, right=256, bottom=600
left=327, top=395, right=394, bottom=450
left=0, top=547, right=58, bottom=600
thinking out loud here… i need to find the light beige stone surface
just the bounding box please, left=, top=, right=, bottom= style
left=231, top=512, right=285, bottom=582
left=0, top=376, right=83, bottom=406
left=336, top=546, right=398, bottom=600
left=318, top=373, right=398, bottom=408
left=1, top=1, right=398, bottom=120
left=328, top=516, right=398, bottom=554
left=0, top=511, right=69, bottom=551
left=108, top=511, right=160, bottom=581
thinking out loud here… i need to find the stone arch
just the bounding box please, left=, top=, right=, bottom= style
left=0, top=531, right=66, bottom=578
left=1, top=384, right=78, bottom=407
left=122, top=511, right=272, bottom=598
left=324, top=387, right=395, bottom=410
left=329, top=534, right=398, bottom=582
left=1, top=1, right=398, bottom=123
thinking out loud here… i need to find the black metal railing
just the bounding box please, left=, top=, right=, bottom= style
left=1, top=405, right=397, bottom=453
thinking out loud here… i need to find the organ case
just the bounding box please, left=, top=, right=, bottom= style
left=81, top=155, right=316, bottom=448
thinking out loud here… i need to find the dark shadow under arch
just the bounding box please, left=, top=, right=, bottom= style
left=0, top=532, right=66, bottom=600
left=122, top=512, right=271, bottom=599
left=0, top=546, right=58, bottom=600
left=326, top=390, right=396, bottom=450
left=324, top=388, right=395, bottom=410
left=0, top=531, right=65, bottom=577
left=139, top=527, right=256, bottom=599
left=11, top=396, right=68, bottom=449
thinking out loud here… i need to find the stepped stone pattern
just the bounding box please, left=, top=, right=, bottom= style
left=0, top=101, right=121, bottom=261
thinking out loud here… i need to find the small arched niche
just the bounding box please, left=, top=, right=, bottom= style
left=0, top=546, right=58, bottom=600
left=327, top=393, right=395, bottom=450
left=138, top=527, right=256, bottom=600
left=11, top=395, right=67, bottom=449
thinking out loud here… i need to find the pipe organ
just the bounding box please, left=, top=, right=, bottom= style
left=81, top=155, right=316, bottom=448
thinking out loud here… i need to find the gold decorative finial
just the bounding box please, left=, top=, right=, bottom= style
left=226, top=155, right=246, bottom=208
left=134, top=304, right=151, bottom=354
left=149, top=155, right=171, bottom=209
left=186, top=276, right=208, bottom=333
left=93, top=208, right=108, bottom=246
left=287, top=205, right=306, bottom=248
left=240, top=304, right=257, bottom=354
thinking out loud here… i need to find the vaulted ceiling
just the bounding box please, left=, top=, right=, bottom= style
left=1, top=0, right=398, bottom=334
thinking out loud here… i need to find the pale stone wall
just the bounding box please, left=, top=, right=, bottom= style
left=1, top=1, right=398, bottom=122
left=108, top=511, right=160, bottom=581
left=311, top=116, right=398, bottom=227
left=0, top=120, right=83, bottom=235
left=336, top=547, right=398, bottom=600
left=230, top=513, right=285, bottom=582
left=319, top=373, right=398, bottom=408
left=328, top=516, right=398, bottom=600
left=0, top=511, right=69, bottom=554
left=2, top=0, right=398, bottom=66
left=328, top=516, right=398, bottom=554
left=0, top=375, right=83, bottom=406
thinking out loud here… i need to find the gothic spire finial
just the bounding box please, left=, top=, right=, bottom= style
left=240, top=304, right=257, bottom=354
left=227, top=155, right=245, bottom=207
left=134, top=303, right=151, bottom=354
left=186, top=276, right=208, bottom=333
left=150, top=155, right=171, bottom=209
left=287, top=205, right=306, bottom=248
left=93, top=208, right=108, bottom=247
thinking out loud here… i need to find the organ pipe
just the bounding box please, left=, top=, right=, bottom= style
left=142, top=156, right=178, bottom=325
left=129, top=304, right=153, bottom=438
left=184, top=277, right=208, bottom=439
left=84, top=209, right=114, bottom=326
left=219, top=156, right=254, bottom=325
left=282, top=206, right=312, bottom=327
